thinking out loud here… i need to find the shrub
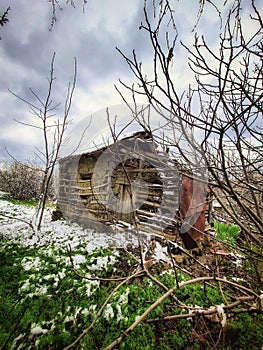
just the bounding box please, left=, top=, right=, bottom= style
left=0, top=161, right=55, bottom=201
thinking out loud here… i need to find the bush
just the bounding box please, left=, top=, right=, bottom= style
left=0, top=161, right=54, bottom=201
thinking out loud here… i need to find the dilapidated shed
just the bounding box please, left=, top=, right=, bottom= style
left=58, top=131, right=209, bottom=249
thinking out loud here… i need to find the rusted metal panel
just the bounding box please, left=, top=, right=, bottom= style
left=179, top=174, right=207, bottom=249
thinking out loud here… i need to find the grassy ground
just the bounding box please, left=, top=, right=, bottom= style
left=0, top=193, right=56, bottom=208
left=1, top=237, right=263, bottom=349
left=0, top=198, right=263, bottom=349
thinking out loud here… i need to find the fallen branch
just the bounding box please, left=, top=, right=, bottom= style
left=103, top=277, right=261, bottom=350
left=146, top=270, right=188, bottom=308
left=146, top=295, right=256, bottom=323
left=0, top=211, right=34, bottom=231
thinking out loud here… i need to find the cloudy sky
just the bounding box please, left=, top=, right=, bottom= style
left=0, top=0, right=260, bottom=163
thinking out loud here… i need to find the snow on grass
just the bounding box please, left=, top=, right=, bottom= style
left=103, top=287, right=130, bottom=323
left=1, top=200, right=141, bottom=309
left=0, top=197, right=178, bottom=348
left=0, top=198, right=139, bottom=251
left=21, top=256, right=42, bottom=271
left=0, top=196, right=173, bottom=270
left=0, top=198, right=174, bottom=308
left=0, top=198, right=143, bottom=312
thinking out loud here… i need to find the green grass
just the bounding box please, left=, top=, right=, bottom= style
left=0, top=194, right=38, bottom=207
left=1, top=234, right=263, bottom=350
left=214, top=222, right=240, bottom=246
left=0, top=193, right=55, bottom=208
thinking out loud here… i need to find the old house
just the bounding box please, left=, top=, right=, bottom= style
left=58, top=130, right=208, bottom=249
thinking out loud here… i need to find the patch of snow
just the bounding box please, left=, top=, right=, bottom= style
left=216, top=305, right=227, bottom=328
left=104, top=304, right=114, bottom=321
left=72, top=254, right=86, bottom=268
left=231, top=277, right=245, bottom=283
left=19, top=279, right=31, bottom=292
left=77, top=279, right=100, bottom=297
left=116, top=304, right=124, bottom=323
left=21, top=256, right=41, bottom=271
left=153, top=241, right=170, bottom=264
left=160, top=269, right=175, bottom=277
left=31, top=325, right=48, bottom=335
left=116, top=288, right=130, bottom=323
left=230, top=252, right=243, bottom=267
left=259, top=294, right=263, bottom=310
left=0, top=198, right=143, bottom=311
left=64, top=315, right=75, bottom=323
left=58, top=269, right=66, bottom=279
left=90, top=254, right=118, bottom=271
left=0, top=199, right=140, bottom=252
left=81, top=307, right=94, bottom=316
left=85, top=280, right=100, bottom=297
left=89, top=304, right=97, bottom=313
left=118, top=287, right=130, bottom=305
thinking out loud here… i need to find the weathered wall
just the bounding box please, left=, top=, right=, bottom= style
left=58, top=137, right=209, bottom=248
left=58, top=151, right=112, bottom=231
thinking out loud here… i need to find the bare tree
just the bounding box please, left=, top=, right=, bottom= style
left=117, top=0, right=263, bottom=246
left=0, top=6, right=10, bottom=39
left=0, top=6, right=10, bottom=27
left=48, top=0, right=88, bottom=30
left=9, top=52, right=77, bottom=233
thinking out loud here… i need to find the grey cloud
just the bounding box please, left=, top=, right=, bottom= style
left=0, top=0, right=154, bottom=161
left=0, top=134, right=40, bottom=163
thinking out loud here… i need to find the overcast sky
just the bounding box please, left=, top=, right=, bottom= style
left=0, top=0, right=260, bottom=163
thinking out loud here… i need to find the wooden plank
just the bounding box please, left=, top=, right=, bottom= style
left=116, top=167, right=163, bottom=174
left=136, top=224, right=177, bottom=241
left=136, top=191, right=162, bottom=197
left=136, top=208, right=179, bottom=224
left=78, top=179, right=92, bottom=184
left=141, top=200, right=160, bottom=208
